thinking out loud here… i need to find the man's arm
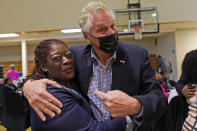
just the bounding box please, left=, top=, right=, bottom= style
left=23, top=79, right=62, bottom=121
left=131, top=49, right=167, bottom=122
left=95, top=49, right=167, bottom=123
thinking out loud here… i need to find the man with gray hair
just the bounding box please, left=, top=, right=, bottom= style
left=23, top=1, right=167, bottom=130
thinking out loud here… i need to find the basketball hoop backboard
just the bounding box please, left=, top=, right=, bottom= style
left=114, top=7, right=159, bottom=35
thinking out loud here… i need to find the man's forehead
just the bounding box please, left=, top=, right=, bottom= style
left=91, top=11, right=113, bottom=20
left=91, top=14, right=115, bottom=26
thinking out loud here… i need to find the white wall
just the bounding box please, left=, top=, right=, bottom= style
left=156, top=33, right=177, bottom=81
left=121, top=34, right=177, bottom=81
left=175, top=29, right=197, bottom=78
left=121, top=37, right=155, bottom=53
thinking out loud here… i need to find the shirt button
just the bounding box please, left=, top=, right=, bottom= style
left=104, top=117, right=109, bottom=120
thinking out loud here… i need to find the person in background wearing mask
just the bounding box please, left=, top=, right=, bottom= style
left=22, top=2, right=167, bottom=130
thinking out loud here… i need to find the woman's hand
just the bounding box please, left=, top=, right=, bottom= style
left=182, top=83, right=196, bottom=98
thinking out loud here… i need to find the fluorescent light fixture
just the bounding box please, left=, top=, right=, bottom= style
left=152, top=13, right=156, bottom=17
left=0, top=33, right=19, bottom=38
left=123, top=28, right=128, bottom=32
left=60, top=29, right=81, bottom=33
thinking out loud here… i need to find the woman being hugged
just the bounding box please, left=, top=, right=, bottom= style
left=29, top=39, right=126, bottom=131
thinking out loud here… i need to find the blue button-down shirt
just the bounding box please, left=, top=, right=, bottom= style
left=88, top=49, right=116, bottom=121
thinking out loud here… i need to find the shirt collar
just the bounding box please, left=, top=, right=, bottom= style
left=90, top=48, right=116, bottom=65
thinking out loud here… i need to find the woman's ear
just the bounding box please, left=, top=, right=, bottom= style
left=41, top=64, right=47, bottom=72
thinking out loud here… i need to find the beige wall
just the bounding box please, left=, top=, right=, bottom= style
left=0, top=0, right=127, bottom=34
left=175, top=29, right=197, bottom=78
left=0, top=45, right=22, bottom=62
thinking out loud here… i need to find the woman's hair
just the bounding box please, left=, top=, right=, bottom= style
left=29, top=39, right=67, bottom=80
left=79, top=1, right=115, bottom=32
left=182, top=49, right=197, bottom=83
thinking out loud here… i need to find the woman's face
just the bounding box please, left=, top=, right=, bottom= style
left=45, top=43, right=74, bottom=82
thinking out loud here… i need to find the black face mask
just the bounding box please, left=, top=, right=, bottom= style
left=87, top=32, right=119, bottom=53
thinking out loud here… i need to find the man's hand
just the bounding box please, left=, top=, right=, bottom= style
left=23, top=79, right=62, bottom=121
left=182, top=83, right=196, bottom=98
left=94, top=90, right=142, bottom=118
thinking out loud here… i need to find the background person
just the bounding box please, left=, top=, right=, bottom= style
left=23, top=2, right=167, bottom=130
left=2, top=78, right=29, bottom=131
left=175, top=49, right=197, bottom=130
left=4, top=78, right=18, bottom=91
left=6, top=64, right=19, bottom=87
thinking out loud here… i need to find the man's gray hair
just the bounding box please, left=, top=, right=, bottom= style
left=79, top=1, right=115, bottom=32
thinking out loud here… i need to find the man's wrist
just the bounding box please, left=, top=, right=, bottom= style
left=129, top=106, right=144, bottom=127
left=134, top=106, right=143, bottom=118
left=129, top=102, right=144, bottom=126
left=131, top=97, right=142, bottom=115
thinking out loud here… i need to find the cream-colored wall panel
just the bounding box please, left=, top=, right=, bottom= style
left=175, top=29, right=197, bottom=78
left=0, top=45, right=21, bottom=62
left=0, top=0, right=126, bottom=34
left=1, top=0, right=197, bottom=34
left=122, top=33, right=177, bottom=80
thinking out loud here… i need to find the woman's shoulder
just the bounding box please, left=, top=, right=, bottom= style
left=46, top=85, right=82, bottom=101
